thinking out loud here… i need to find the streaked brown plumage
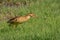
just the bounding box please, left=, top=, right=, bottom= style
left=7, top=13, right=36, bottom=28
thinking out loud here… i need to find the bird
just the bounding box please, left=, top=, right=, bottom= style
left=7, top=13, right=36, bottom=28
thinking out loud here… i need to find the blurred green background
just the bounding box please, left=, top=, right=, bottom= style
left=0, top=0, right=60, bottom=40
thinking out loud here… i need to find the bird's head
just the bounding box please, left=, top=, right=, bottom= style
left=28, top=13, right=37, bottom=17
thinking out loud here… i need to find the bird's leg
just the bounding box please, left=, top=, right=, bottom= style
left=13, top=24, right=16, bottom=29
left=15, top=23, right=18, bottom=27
left=21, top=24, right=25, bottom=32
left=13, top=23, right=19, bottom=28
left=8, top=23, right=13, bottom=27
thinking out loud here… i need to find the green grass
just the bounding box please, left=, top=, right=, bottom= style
left=0, top=0, right=60, bottom=40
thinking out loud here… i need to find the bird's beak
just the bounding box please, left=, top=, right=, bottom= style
left=33, top=15, right=38, bottom=18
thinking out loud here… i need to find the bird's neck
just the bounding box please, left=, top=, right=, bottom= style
left=25, top=15, right=31, bottom=19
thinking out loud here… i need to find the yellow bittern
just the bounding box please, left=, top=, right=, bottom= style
left=7, top=13, right=36, bottom=28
